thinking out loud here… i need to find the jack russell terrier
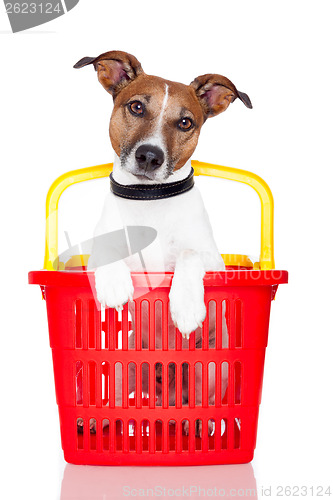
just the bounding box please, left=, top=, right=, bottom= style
left=74, top=50, right=252, bottom=434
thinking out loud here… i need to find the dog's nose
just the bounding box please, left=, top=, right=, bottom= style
left=135, top=145, right=165, bottom=171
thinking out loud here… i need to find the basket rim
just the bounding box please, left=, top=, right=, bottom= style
left=28, top=269, right=288, bottom=288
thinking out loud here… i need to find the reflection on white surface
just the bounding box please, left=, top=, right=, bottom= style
left=60, top=462, right=257, bottom=499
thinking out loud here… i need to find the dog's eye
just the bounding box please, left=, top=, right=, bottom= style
left=177, top=117, right=193, bottom=131
left=128, top=101, right=145, bottom=116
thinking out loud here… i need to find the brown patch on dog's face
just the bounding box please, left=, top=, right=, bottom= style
left=161, top=82, right=205, bottom=171
left=109, top=74, right=205, bottom=180
left=109, top=74, right=163, bottom=158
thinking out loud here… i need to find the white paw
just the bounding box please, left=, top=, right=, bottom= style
left=169, top=281, right=206, bottom=339
left=95, top=262, right=134, bottom=311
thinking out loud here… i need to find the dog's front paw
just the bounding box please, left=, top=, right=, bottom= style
left=95, top=262, right=134, bottom=311
left=169, top=282, right=206, bottom=339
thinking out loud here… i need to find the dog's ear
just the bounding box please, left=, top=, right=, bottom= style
left=74, top=50, right=143, bottom=98
left=190, top=74, right=252, bottom=119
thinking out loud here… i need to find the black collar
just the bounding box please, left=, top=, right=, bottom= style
left=110, top=168, right=195, bottom=200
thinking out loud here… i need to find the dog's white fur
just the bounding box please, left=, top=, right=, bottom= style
left=91, top=154, right=224, bottom=338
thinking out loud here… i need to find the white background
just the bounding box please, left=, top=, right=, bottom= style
left=1, top=1, right=332, bottom=499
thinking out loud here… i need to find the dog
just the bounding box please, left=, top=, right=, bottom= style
left=74, top=50, right=252, bottom=436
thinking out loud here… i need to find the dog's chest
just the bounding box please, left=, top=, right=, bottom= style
left=111, top=188, right=201, bottom=239
left=108, top=187, right=214, bottom=271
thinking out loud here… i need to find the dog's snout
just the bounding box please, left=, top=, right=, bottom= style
left=135, top=145, right=165, bottom=171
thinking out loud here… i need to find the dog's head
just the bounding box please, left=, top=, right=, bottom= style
left=74, top=51, right=252, bottom=182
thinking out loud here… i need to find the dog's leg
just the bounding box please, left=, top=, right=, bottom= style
left=88, top=192, right=134, bottom=311
left=169, top=250, right=206, bottom=339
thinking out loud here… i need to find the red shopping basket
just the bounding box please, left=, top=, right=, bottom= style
left=28, top=160, right=288, bottom=466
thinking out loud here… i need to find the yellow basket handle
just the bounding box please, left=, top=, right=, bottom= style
left=44, top=160, right=274, bottom=271
left=192, top=160, right=274, bottom=270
